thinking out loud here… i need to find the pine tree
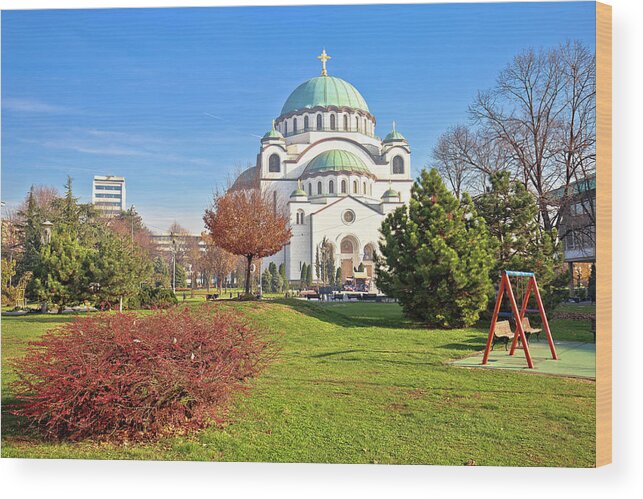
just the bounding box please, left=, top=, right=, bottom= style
left=376, top=168, right=494, bottom=327
left=475, top=171, right=560, bottom=309
left=279, top=263, right=288, bottom=291
left=261, top=268, right=272, bottom=294
left=300, top=263, right=307, bottom=290
left=315, top=246, right=321, bottom=282
left=16, top=188, right=44, bottom=299
left=32, top=227, right=90, bottom=313
left=306, top=263, right=313, bottom=288
left=326, top=249, right=335, bottom=285
left=268, top=262, right=282, bottom=293
left=174, top=263, right=188, bottom=288
left=335, top=267, right=342, bottom=286
left=86, top=230, right=153, bottom=311
left=153, top=256, right=171, bottom=288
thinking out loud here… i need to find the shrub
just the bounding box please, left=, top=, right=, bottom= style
left=128, top=286, right=178, bottom=309
left=11, top=305, right=269, bottom=441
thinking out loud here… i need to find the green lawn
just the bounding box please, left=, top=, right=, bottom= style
left=1, top=300, right=596, bottom=466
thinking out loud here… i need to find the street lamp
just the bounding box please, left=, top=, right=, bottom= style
left=129, top=205, right=136, bottom=242
left=171, top=232, right=177, bottom=294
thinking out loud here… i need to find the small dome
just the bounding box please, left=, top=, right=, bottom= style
left=262, top=128, right=284, bottom=141
left=382, top=188, right=400, bottom=199
left=290, top=187, right=308, bottom=198
left=280, top=76, right=369, bottom=117
left=302, top=150, right=371, bottom=177
left=383, top=130, right=406, bottom=143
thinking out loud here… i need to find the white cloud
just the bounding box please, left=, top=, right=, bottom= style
left=2, top=98, right=76, bottom=114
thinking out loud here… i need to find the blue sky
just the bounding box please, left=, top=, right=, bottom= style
left=1, top=2, right=596, bottom=233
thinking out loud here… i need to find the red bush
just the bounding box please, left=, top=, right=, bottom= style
left=11, top=305, right=269, bottom=441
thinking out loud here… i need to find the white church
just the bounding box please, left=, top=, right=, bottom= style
left=231, top=50, right=413, bottom=285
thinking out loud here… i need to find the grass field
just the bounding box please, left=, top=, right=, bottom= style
left=1, top=300, right=596, bottom=466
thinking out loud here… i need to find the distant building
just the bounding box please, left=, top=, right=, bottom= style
left=548, top=174, right=596, bottom=294
left=92, top=175, right=126, bottom=217
left=151, top=233, right=207, bottom=287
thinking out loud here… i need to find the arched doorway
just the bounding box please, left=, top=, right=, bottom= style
left=340, top=235, right=359, bottom=282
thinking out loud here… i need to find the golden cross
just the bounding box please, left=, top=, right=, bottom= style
left=317, top=49, right=331, bottom=76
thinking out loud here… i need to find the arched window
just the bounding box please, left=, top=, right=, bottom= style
left=364, top=119, right=368, bottom=134
left=317, top=114, right=323, bottom=130
left=363, top=181, right=367, bottom=195
left=353, top=180, right=358, bottom=194
left=304, top=115, right=309, bottom=130
left=355, top=116, right=360, bottom=132
left=329, top=180, right=334, bottom=194
left=284, top=121, right=288, bottom=135
left=363, top=244, right=375, bottom=261
left=343, top=115, right=349, bottom=131
left=341, top=180, right=347, bottom=194
left=330, top=115, right=336, bottom=130
left=340, top=237, right=354, bottom=254
left=268, top=154, right=280, bottom=173
left=297, top=209, right=305, bottom=225
left=393, top=156, right=405, bottom=174
left=293, top=118, right=298, bottom=134
left=308, top=183, right=312, bottom=195
left=317, top=181, right=322, bottom=195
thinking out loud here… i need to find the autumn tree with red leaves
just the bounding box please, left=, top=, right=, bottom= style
left=203, top=189, right=291, bottom=296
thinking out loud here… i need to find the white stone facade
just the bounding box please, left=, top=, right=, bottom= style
left=233, top=62, right=413, bottom=285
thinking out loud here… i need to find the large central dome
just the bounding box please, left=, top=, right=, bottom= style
left=280, top=76, right=369, bottom=117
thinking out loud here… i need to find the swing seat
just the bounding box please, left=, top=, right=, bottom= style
left=521, top=317, right=541, bottom=342
left=491, top=321, right=513, bottom=351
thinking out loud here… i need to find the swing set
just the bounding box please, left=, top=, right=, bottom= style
left=482, top=270, right=558, bottom=369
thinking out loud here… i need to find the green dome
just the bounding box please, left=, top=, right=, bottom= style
left=303, top=150, right=371, bottom=177
left=382, top=188, right=399, bottom=199
left=280, top=76, right=369, bottom=116
left=290, top=187, right=307, bottom=198
left=262, top=128, right=284, bottom=140
left=383, top=130, right=406, bottom=142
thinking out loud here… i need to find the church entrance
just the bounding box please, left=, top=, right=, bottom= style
left=340, top=235, right=359, bottom=281
left=341, top=259, right=353, bottom=281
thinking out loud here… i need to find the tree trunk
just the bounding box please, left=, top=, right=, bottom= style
left=119, top=295, right=123, bottom=312
left=245, top=255, right=253, bottom=295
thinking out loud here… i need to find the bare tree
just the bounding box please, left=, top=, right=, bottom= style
left=199, top=233, right=237, bottom=291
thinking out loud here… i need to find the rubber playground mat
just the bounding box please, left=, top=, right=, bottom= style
left=451, top=341, right=595, bottom=379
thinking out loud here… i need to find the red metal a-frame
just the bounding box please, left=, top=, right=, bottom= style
left=482, top=271, right=558, bottom=369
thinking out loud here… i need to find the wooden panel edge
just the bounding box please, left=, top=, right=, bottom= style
left=595, top=0, right=612, bottom=468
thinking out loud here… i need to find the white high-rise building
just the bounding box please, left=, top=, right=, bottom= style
left=92, top=175, right=126, bottom=217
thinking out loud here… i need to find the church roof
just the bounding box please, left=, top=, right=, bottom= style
left=262, top=128, right=284, bottom=140
left=302, top=150, right=371, bottom=177
left=382, top=187, right=400, bottom=198
left=383, top=130, right=406, bottom=143
left=230, top=166, right=259, bottom=191
left=280, top=76, right=370, bottom=117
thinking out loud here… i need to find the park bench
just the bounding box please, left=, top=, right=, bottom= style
left=492, top=320, right=514, bottom=350
left=521, top=317, right=541, bottom=342
left=205, top=293, right=219, bottom=301
left=362, top=294, right=378, bottom=302
left=306, top=293, right=320, bottom=300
